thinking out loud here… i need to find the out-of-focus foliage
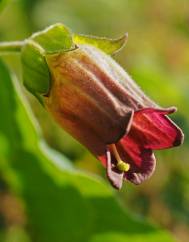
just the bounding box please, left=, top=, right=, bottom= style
left=0, top=0, right=189, bottom=241
left=0, top=60, right=176, bottom=242
left=0, top=0, right=9, bottom=12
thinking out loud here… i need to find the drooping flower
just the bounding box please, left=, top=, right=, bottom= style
left=44, top=44, right=184, bottom=189
left=21, top=24, right=184, bottom=189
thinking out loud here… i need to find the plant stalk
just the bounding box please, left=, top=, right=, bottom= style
left=0, top=41, right=24, bottom=54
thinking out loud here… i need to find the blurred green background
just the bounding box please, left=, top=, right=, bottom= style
left=0, top=0, right=189, bottom=242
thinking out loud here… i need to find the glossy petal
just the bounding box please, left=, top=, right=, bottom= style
left=117, top=139, right=156, bottom=185
left=99, top=144, right=155, bottom=187
left=128, top=107, right=184, bottom=150
left=117, top=107, right=183, bottom=184
left=99, top=107, right=183, bottom=187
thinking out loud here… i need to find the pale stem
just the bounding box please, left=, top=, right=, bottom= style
left=0, top=41, right=24, bottom=54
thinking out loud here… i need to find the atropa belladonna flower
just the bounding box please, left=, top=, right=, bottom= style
left=21, top=24, right=184, bottom=189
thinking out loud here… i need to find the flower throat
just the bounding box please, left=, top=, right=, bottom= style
left=110, top=144, right=130, bottom=172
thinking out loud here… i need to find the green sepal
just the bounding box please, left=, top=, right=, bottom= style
left=31, top=23, right=74, bottom=54
left=21, top=41, right=50, bottom=98
left=21, top=23, right=75, bottom=100
left=73, top=33, right=128, bottom=55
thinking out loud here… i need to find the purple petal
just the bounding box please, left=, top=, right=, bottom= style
left=100, top=150, right=124, bottom=189
left=116, top=140, right=156, bottom=184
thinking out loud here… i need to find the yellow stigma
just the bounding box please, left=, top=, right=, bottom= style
left=117, top=161, right=130, bottom=172
left=110, top=144, right=130, bottom=172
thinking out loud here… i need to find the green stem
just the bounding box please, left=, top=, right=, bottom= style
left=0, top=41, right=24, bottom=54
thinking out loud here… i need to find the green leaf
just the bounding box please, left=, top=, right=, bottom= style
left=0, top=59, right=176, bottom=242
left=31, top=23, right=74, bottom=54
left=73, top=33, right=128, bottom=55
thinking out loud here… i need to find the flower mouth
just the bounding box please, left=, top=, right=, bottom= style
left=43, top=39, right=184, bottom=190
left=109, top=144, right=130, bottom=172
left=99, top=107, right=184, bottom=190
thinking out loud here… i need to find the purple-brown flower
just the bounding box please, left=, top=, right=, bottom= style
left=45, top=44, right=184, bottom=189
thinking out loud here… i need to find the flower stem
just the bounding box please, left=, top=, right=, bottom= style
left=0, top=41, right=24, bottom=54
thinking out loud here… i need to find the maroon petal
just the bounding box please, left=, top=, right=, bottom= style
left=99, top=107, right=183, bottom=186
left=99, top=142, right=156, bottom=186
left=116, top=107, right=183, bottom=184
left=103, top=150, right=124, bottom=189
left=116, top=139, right=156, bottom=184
left=131, top=107, right=184, bottom=150
left=125, top=151, right=156, bottom=185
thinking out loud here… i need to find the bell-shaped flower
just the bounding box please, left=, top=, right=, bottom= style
left=45, top=45, right=184, bottom=189
left=21, top=24, right=184, bottom=189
